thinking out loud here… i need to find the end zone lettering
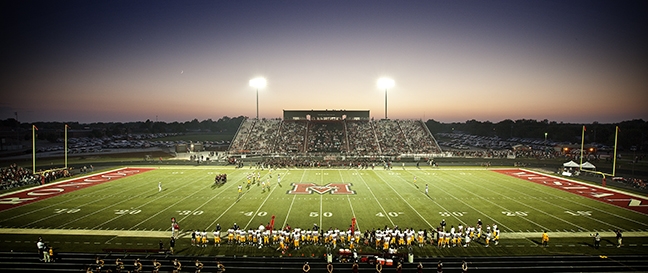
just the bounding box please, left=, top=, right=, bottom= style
left=0, top=168, right=153, bottom=211
left=288, top=183, right=355, bottom=195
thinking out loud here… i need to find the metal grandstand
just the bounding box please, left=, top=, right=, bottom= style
left=227, top=110, right=443, bottom=157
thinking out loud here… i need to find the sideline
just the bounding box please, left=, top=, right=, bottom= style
left=1, top=228, right=646, bottom=239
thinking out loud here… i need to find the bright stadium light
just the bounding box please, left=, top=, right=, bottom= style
left=249, top=77, right=267, bottom=119
left=377, top=77, right=395, bottom=119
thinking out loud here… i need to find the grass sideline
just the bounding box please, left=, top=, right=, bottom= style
left=1, top=166, right=647, bottom=258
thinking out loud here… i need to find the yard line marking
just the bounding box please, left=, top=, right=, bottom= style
left=242, top=170, right=288, bottom=230
left=397, top=170, right=499, bottom=230
left=282, top=195, right=297, bottom=229
left=338, top=170, right=359, bottom=231
left=175, top=175, right=242, bottom=227
left=92, top=171, right=214, bottom=229
left=354, top=170, right=395, bottom=227
left=373, top=171, right=435, bottom=228
left=477, top=172, right=620, bottom=230
left=444, top=172, right=557, bottom=231
left=48, top=187, right=154, bottom=228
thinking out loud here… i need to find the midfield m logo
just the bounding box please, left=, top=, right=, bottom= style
left=287, top=183, right=356, bottom=195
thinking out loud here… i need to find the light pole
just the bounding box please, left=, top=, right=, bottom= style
left=377, top=78, right=394, bottom=119
left=249, top=77, right=267, bottom=120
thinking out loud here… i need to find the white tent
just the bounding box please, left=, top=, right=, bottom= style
left=563, top=161, right=579, bottom=168
left=581, top=162, right=596, bottom=169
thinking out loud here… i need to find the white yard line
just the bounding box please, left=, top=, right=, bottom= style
left=205, top=190, right=251, bottom=230
left=318, top=170, right=323, bottom=228
left=338, top=170, right=359, bottom=231
left=282, top=195, right=297, bottom=229
left=242, top=169, right=289, bottom=230
left=387, top=170, right=468, bottom=227
left=130, top=172, right=242, bottom=230
left=92, top=172, right=212, bottom=229
left=375, top=172, right=435, bottom=229
left=179, top=171, right=244, bottom=225
left=355, top=170, right=395, bottom=227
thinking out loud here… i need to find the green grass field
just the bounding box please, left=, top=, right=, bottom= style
left=1, top=166, right=647, bottom=257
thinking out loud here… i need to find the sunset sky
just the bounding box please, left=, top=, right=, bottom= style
left=1, top=0, right=647, bottom=124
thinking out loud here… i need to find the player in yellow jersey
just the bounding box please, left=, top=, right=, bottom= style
left=214, top=234, right=221, bottom=246
left=313, top=233, right=319, bottom=245
left=201, top=230, right=208, bottom=247
left=541, top=231, right=549, bottom=247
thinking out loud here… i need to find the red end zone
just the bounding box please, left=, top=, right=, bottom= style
left=0, top=167, right=154, bottom=212
left=494, top=169, right=648, bottom=215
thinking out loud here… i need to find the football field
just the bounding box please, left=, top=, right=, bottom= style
left=1, top=166, right=648, bottom=256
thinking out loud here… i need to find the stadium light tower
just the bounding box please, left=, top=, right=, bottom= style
left=249, top=77, right=267, bottom=119
left=377, top=77, right=395, bottom=119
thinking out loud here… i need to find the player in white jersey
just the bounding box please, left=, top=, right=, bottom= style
left=158, top=182, right=162, bottom=192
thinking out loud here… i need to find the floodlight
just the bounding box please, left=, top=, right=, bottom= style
left=377, top=78, right=395, bottom=89
left=249, top=77, right=267, bottom=89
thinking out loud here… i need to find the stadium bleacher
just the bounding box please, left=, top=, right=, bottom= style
left=229, top=118, right=441, bottom=156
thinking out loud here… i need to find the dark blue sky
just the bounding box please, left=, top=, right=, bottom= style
left=2, top=0, right=647, bottom=123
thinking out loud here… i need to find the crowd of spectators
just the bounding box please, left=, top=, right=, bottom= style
left=256, top=157, right=385, bottom=169
left=613, top=177, right=646, bottom=190
left=230, top=119, right=442, bottom=156
left=1, top=164, right=71, bottom=190
left=242, top=119, right=281, bottom=154
left=306, top=122, right=346, bottom=153
left=345, top=121, right=380, bottom=155
left=374, top=120, right=410, bottom=155
left=274, top=121, right=307, bottom=154
left=228, top=118, right=256, bottom=153
left=1, top=163, right=38, bottom=190
left=399, top=120, right=442, bottom=154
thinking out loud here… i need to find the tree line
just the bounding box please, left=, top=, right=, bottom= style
left=426, top=119, right=647, bottom=151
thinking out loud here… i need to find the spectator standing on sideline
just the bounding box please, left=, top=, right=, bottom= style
left=462, top=260, right=468, bottom=272
left=437, top=260, right=443, bottom=273
left=169, top=237, right=176, bottom=254
left=36, top=237, right=45, bottom=261
left=616, top=230, right=623, bottom=248
left=417, top=262, right=423, bottom=273
left=302, top=261, right=310, bottom=273
left=593, top=233, right=601, bottom=249
left=48, top=246, right=55, bottom=263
